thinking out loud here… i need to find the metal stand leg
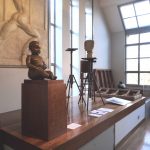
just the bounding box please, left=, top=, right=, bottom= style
left=80, top=57, right=105, bottom=111
left=92, top=74, right=105, bottom=105
left=66, top=48, right=80, bottom=106
left=78, top=76, right=88, bottom=105
left=66, top=74, right=80, bottom=106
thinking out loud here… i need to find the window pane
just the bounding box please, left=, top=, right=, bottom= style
left=124, top=17, right=138, bottom=29
left=50, top=26, right=54, bottom=63
left=137, top=14, right=150, bottom=27
left=120, top=4, right=135, bottom=18
left=140, top=73, right=150, bottom=85
left=72, top=34, right=79, bottom=48
left=55, top=26, right=62, bottom=65
left=50, top=0, right=54, bottom=24
left=50, top=65, right=54, bottom=73
left=140, top=45, right=150, bottom=57
left=126, top=59, right=138, bottom=71
left=140, top=32, right=150, bottom=43
left=72, top=0, right=78, bottom=6
left=140, top=58, right=150, bottom=71
left=126, top=34, right=139, bottom=44
left=134, top=0, right=150, bottom=16
left=72, top=3, right=79, bottom=33
left=126, top=73, right=138, bottom=84
left=86, top=13, right=92, bottom=40
left=126, top=46, right=138, bottom=58
left=55, top=0, right=62, bottom=26
left=71, top=0, right=79, bottom=33
left=85, top=0, right=92, bottom=40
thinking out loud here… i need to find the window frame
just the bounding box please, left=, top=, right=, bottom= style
left=125, top=33, right=150, bottom=85
left=49, top=0, right=56, bottom=75
left=119, top=0, right=150, bottom=86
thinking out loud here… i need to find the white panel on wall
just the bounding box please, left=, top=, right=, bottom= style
left=62, top=0, right=71, bottom=83
left=79, top=0, right=86, bottom=59
left=111, top=31, right=125, bottom=86
left=0, top=68, right=28, bottom=113
left=115, top=104, right=145, bottom=145
left=79, top=126, right=114, bottom=150
left=93, top=0, right=111, bottom=69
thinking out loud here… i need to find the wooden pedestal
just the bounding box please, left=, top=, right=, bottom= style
left=22, top=80, right=67, bottom=140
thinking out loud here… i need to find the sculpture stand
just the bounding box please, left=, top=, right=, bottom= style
left=66, top=48, right=80, bottom=105
left=22, top=80, right=67, bottom=140
left=79, top=57, right=105, bottom=110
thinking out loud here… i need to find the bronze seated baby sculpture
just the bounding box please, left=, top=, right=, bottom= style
left=26, top=41, right=57, bottom=80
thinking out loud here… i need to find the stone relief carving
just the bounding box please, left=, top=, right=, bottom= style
left=0, top=0, right=47, bottom=66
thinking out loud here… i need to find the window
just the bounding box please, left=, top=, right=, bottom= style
left=70, top=0, right=80, bottom=95
left=120, top=0, right=150, bottom=30
left=49, top=0, right=55, bottom=74
left=70, top=0, right=79, bottom=66
left=119, top=0, right=150, bottom=86
left=49, top=0, right=62, bottom=78
left=125, top=33, right=150, bottom=85
left=70, top=0, right=79, bottom=48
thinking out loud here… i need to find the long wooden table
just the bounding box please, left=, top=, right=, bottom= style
left=0, top=97, right=146, bottom=150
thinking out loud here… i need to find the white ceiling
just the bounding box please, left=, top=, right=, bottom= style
left=98, top=0, right=135, bottom=33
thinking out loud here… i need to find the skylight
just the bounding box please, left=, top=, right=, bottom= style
left=119, top=0, right=150, bottom=30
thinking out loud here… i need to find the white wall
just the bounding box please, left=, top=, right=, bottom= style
left=93, top=0, right=111, bottom=69
left=0, top=0, right=111, bottom=113
left=62, top=0, right=70, bottom=83
left=0, top=68, right=28, bottom=113
left=111, top=31, right=125, bottom=86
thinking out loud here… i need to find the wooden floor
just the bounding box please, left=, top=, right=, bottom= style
left=116, top=118, right=150, bottom=150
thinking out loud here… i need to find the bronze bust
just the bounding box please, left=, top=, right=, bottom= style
left=26, top=41, right=57, bottom=80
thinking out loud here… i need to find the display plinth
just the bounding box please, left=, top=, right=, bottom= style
left=22, top=80, right=67, bottom=140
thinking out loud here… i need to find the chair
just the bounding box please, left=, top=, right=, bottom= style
left=93, top=69, right=115, bottom=91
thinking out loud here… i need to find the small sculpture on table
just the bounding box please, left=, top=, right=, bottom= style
left=26, top=41, right=57, bottom=80
left=118, top=81, right=126, bottom=89
left=79, top=40, right=105, bottom=110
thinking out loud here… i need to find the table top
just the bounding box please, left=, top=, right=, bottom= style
left=0, top=97, right=146, bottom=150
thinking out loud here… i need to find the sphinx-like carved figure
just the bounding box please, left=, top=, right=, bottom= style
left=0, top=0, right=39, bottom=40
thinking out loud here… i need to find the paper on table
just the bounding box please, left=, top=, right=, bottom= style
left=91, top=110, right=108, bottom=115
left=89, top=113, right=102, bottom=117
left=97, top=108, right=114, bottom=112
left=89, top=107, right=114, bottom=118
left=67, top=123, right=82, bottom=130
left=105, top=97, right=131, bottom=105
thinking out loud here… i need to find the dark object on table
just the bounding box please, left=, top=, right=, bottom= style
left=118, top=81, right=126, bottom=89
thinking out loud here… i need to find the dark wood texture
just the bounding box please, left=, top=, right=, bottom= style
left=94, top=69, right=115, bottom=90
left=0, top=97, right=146, bottom=150
left=98, top=88, right=142, bottom=101
left=0, top=131, right=4, bottom=150
left=22, top=80, right=67, bottom=140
